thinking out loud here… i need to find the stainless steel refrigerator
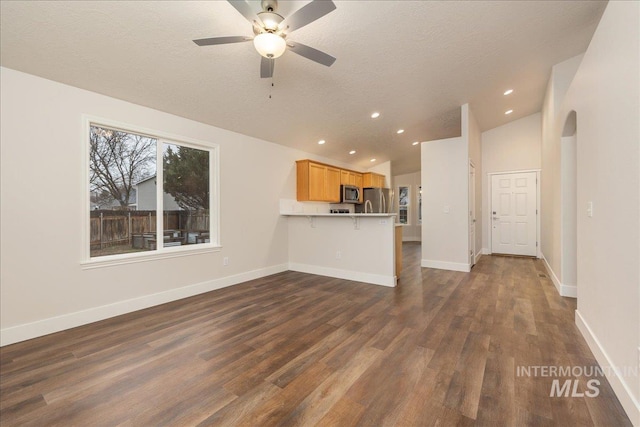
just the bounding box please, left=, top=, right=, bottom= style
left=356, top=188, right=391, bottom=213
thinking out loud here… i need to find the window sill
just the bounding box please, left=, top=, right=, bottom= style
left=81, top=244, right=222, bottom=269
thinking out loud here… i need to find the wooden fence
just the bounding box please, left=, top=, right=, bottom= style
left=90, top=210, right=209, bottom=249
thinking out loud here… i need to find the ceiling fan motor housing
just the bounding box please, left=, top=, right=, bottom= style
left=261, top=0, right=278, bottom=13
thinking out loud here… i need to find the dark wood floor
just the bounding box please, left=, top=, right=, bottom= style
left=0, top=243, right=631, bottom=426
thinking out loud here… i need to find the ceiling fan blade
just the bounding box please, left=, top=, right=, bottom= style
left=281, top=0, right=336, bottom=32
left=227, top=0, right=260, bottom=24
left=260, top=57, right=275, bottom=78
left=193, top=36, right=251, bottom=46
left=288, top=42, right=336, bottom=67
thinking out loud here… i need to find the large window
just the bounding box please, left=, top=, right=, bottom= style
left=87, top=121, right=217, bottom=262
left=398, top=186, right=409, bottom=224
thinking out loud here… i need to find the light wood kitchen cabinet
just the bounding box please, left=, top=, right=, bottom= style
left=341, top=170, right=362, bottom=186
left=297, top=160, right=342, bottom=202
left=363, top=172, right=386, bottom=188
left=354, top=173, right=363, bottom=187
left=340, top=170, right=350, bottom=185
left=325, top=166, right=341, bottom=202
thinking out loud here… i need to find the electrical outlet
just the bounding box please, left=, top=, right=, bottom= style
left=444, top=205, right=450, bottom=214
left=587, top=201, right=593, bottom=217
left=223, top=257, right=229, bottom=266
left=380, top=219, right=387, bottom=225
left=336, top=251, right=341, bottom=259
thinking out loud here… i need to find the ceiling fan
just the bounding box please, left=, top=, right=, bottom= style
left=193, top=0, right=337, bottom=78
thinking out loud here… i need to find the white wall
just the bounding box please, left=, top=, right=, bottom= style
left=541, top=55, right=583, bottom=281
left=560, top=134, right=577, bottom=288
left=0, top=67, right=358, bottom=345
left=420, top=103, right=480, bottom=272
left=543, top=2, right=640, bottom=423
left=421, top=135, right=469, bottom=271
left=392, top=171, right=421, bottom=241
left=481, top=113, right=541, bottom=251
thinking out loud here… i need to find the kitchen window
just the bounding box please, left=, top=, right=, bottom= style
left=84, top=118, right=219, bottom=266
left=398, top=186, right=409, bottom=225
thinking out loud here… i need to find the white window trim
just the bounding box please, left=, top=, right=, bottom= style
left=81, top=115, right=221, bottom=269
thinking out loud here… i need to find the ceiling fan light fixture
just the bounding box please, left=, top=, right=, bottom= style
left=254, top=32, right=286, bottom=59
left=258, top=11, right=284, bottom=32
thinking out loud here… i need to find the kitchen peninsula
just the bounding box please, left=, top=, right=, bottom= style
left=283, top=212, right=399, bottom=287
left=283, top=159, right=399, bottom=287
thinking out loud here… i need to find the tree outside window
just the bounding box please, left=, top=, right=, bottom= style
left=398, top=186, right=409, bottom=224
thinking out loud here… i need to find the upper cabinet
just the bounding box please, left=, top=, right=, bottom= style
left=340, top=170, right=362, bottom=186
left=363, top=172, right=386, bottom=188
left=297, top=160, right=342, bottom=202
left=296, top=160, right=364, bottom=202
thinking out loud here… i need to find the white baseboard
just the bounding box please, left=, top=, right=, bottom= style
left=561, top=284, right=577, bottom=298
left=474, top=251, right=482, bottom=264
left=421, top=259, right=471, bottom=272
left=482, top=247, right=491, bottom=255
left=575, top=310, right=640, bottom=426
left=541, top=254, right=577, bottom=298
left=0, top=264, right=289, bottom=347
left=288, top=263, right=396, bottom=287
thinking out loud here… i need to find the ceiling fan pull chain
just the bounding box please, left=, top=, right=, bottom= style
left=269, top=64, right=275, bottom=99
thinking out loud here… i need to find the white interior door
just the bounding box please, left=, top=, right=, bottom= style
left=491, top=172, right=537, bottom=256
left=469, top=164, right=476, bottom=266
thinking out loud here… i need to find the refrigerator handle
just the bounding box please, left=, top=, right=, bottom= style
left=381, top=192, right=386, bottom=213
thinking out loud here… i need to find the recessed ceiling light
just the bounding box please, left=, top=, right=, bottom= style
left=370, top=158, right=376, bottom=162
left=371, top=112, right=380, bottom=119
left=412, top=141, right=419, bottom=146
left=349, top=150, right=356, bottom=155
left=505, top=110, right=513, bottom=115
left=504, top=89, right=514, bottom=95
left=397, top=129, right=404, bottom=134
left=318, top=139, right=326, bottom=145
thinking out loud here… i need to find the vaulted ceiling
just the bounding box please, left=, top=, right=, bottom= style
left=0, top=1, right=607, bottom=174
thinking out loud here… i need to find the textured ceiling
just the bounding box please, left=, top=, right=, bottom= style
left=0, top=1, right=606, bottom=175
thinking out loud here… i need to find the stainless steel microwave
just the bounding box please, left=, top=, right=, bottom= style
left=341, top=185, right=360, bottom=203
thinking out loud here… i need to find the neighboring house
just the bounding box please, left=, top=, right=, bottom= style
left=91, top=188, right=137, bottom=210
left=135, top=175, right=182, bottom=211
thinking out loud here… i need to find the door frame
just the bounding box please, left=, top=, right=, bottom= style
left=487, top=169, right=541, bottom=258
